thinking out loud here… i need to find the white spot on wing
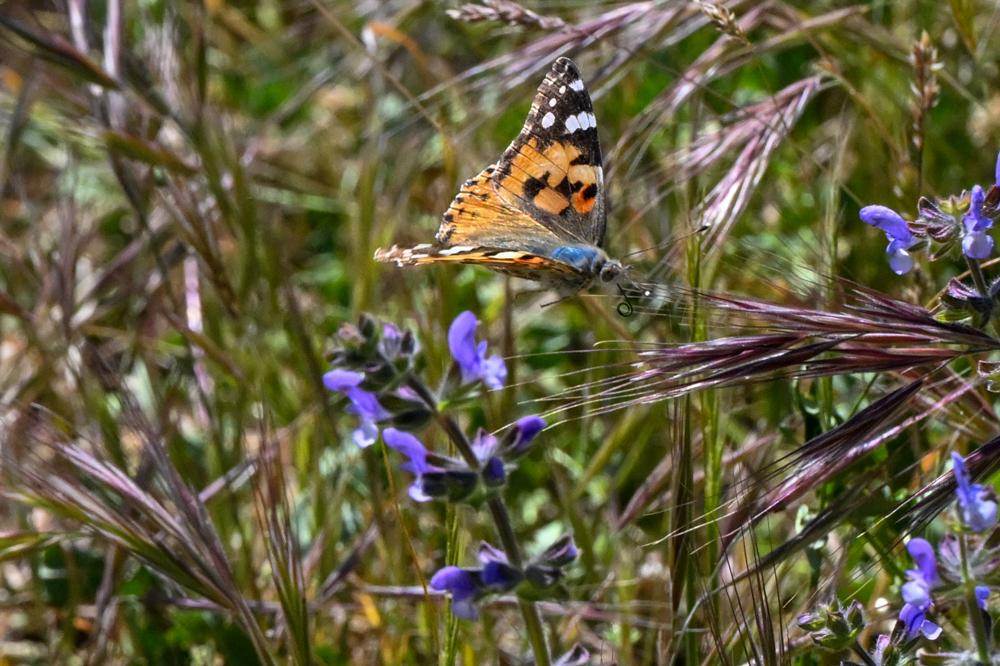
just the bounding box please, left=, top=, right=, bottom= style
left=439, top=246, right=474, bottom=256
left=491, top=251, right=525, bottom=259
left=565, top=115, right=580, bottom=133
left=569, top=79, right=585, bottom=91
left=541, top=112, right=555, bottom=129
left=413, top=243, right=432, bottom=250
left=549, top=97, right=558, bottom=107
left=577, top=112, right=590, bottom=129
left=588, top=112, right=597, bottom=128
left=559, top=85, right=566, bottom=94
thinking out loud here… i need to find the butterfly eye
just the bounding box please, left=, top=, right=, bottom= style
left=600, top=263, right=620, bottom=282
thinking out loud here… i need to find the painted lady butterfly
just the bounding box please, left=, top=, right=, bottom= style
left=375, top=57, right=628, bottom=297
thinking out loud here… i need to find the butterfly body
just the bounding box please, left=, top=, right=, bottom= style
left=375, top=57, right=625, bottom=295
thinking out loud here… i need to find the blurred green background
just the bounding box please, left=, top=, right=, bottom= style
left=1, top=0, right=999, bottom=663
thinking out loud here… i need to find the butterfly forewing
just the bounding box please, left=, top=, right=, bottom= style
left=491, top=57, right=607, bottom=247
left=434, top=165, right=563, bottom=251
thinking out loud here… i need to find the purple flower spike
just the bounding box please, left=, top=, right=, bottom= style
left=860, top=205, right=918, bottom=274
left=323, top=369, right=389, bottom=448
left=951, top=451, right=999, bottom=532
left=899, top=537, right=940, bottom=640
left=995, top=151, right=1000, bottom=186
left=430, top=566, right=481, bottom=620
left=448, top=311, right=507, bottom=389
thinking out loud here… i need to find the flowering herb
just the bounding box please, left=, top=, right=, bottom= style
left=431, top=537, right=578, bottom=621
left=898, top=538, right=941, bottom=640
left=859, top=151, right=1000, bottom=325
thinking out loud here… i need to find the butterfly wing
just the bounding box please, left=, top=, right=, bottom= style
left=432, top=164, right=565, bottom=252
left=491, top=57, right=607, bottom=248
left=373, top=245, right=586, bottom=284
left=374, top=57, right=607, bottom=283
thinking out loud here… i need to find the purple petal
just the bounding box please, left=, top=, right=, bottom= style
left=448, top=311, right=480, bottom=376
left=408, top=481, right=433, bottom=503
left=451, top=597, right=479, bottom=620
left=345, top=387, right=387, bottom=421
left=352, top=419, right=379, bottom=449
left=471, top=430, right=499, bottom=462
left=323, top=369, right=364, bottom=392
left=977, top=585, right=990, bottom=609
left=907, top=538, right=937, bottom=584
left=919, top=619, right=942, bottom=640
left=901, top=579, right=930, bottom=608
left=952, top=451, right=999, bottom=531
left=482, top=561, right=521, bottom=589
left=482, top=354, right=507, bottom=390
left=971, top=185, right=986, bottom=219
left=383, top=428, right=429, bottom=473
left=478, top=541, right=509, bottom=566
left=963, top=230, right=994, bottom=260
left=995, top=151, right=1000, bottom=186
left=481, top=456, right=506, bottom=484
left=430, top=566, right=478, bottom=599
left=887, top=246, right=915, bottom=275
left=513, top=416, right=545, bottom=447
left=860, top=205, right=912, bottom=243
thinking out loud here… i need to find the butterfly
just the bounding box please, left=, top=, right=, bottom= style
left=374, top=57, right=628, bottom=297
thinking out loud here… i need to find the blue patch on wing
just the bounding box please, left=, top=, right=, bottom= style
left=550, top=245, right=600, bottom=271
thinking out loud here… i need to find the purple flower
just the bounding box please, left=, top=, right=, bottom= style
left=899, top=538, right=941, bottom=640
left=951, top=451, right=999, bottom=532
left=430, top=566, right=481, bottom=620
left=963, top=185, right=994, bottom=260
left=477, top=543, right=520, bottom=589
left=448, top=311, right=507, bottom=389
left=502, top=415, right=546, bottom=459
left=995, top=151, right=1000, bottom=187
left=469, top=429, right=507, bottom=486
left=323, top=369, right=389, bottom=448
left=977, top=585, right=990, bottom=610
left=536, top=534, right=578, bottom=567
left=383, top=428, right=438, bottom=502
left=860, top=205, right=918, bottom=275
left=431, top=544, right=522, bottom=620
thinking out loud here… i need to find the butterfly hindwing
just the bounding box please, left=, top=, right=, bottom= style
left=491, top=57, right=606, bottom=247
left=372, top=245, right=583, bottom=283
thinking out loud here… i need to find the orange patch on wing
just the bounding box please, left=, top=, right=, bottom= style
left=502, top=139, right=583, bottom=189
left=533, top=187, right=570, bottom=215
left=571, top=189, right=596, bottom=214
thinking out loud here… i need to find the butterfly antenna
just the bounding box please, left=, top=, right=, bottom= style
left=621, top=224, right=710, bottom=259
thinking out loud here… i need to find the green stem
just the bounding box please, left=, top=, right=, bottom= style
left=958, top=533, right=991, bottom=663
left=405, top=373, right=551, bottom=666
